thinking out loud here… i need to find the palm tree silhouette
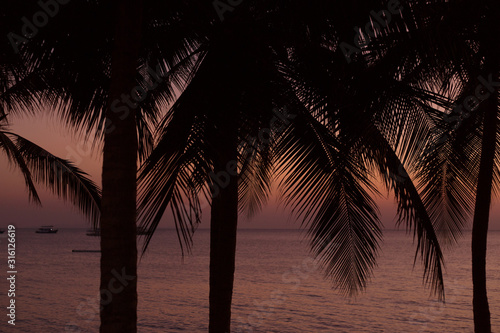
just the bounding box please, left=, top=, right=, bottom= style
left=6, top=0, right=482, bottom=331
left=138, top=2, right=451, bottom=331
left=97, top=1, right=144, bottom=331
left=1, top=7, right=100, bottom=224
left=361, top=1, right=500, bottom=330
left=5, top=1, right=204, bottom=330
left=2, top=2, right=144, bottom=330
left=138, top=23, right=292, bottom=332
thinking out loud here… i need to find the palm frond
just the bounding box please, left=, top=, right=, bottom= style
left=276, top=110, right=382, bottom=296
left=5, top=132, right=101, bottom=227
left=363, top=125, right=446, bottom=299
left=137, top=87, right=210, bottom=255
left=238, top=139, right=274, bottom=218
left=0, top=130, right=41, bottom=204
left=416, top=80, right=483, bottom=244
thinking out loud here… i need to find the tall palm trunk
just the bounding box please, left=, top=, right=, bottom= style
left=471, top=2, right=500, bottom=329
left=209, top=122, right=239, bottom=333
left=471, top=70, right=497, bottom=333
left=100, top=1, right=143, bottom=332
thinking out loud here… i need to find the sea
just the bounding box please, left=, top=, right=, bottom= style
left=0, top=228, right=499, bottom=332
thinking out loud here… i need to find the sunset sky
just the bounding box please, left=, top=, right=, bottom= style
left=1, top=112, right=498, bottom=230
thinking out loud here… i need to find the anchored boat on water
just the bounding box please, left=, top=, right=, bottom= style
left=35, top=226, right=58, bottom=233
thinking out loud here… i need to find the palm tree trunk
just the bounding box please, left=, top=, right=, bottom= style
left=209, top=125, right=239, bottom=333
left=100, top=1, right=143, bottom=332
left=471, top=72, right=497, bottom=333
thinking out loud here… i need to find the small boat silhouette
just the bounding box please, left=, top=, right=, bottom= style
left=35, top=226, right=58, bottom=233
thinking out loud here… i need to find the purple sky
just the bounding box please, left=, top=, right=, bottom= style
left=0, top=113, right=496, bottom=231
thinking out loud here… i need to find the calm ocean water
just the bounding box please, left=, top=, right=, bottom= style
left=0, top=228, right=499, bottom=332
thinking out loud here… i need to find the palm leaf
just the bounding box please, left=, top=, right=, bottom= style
left=0, top=127, right=41, bottom=204
left=5, top=132, right=101, bottom=227
left=276, top=109, right=382, bottom=295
